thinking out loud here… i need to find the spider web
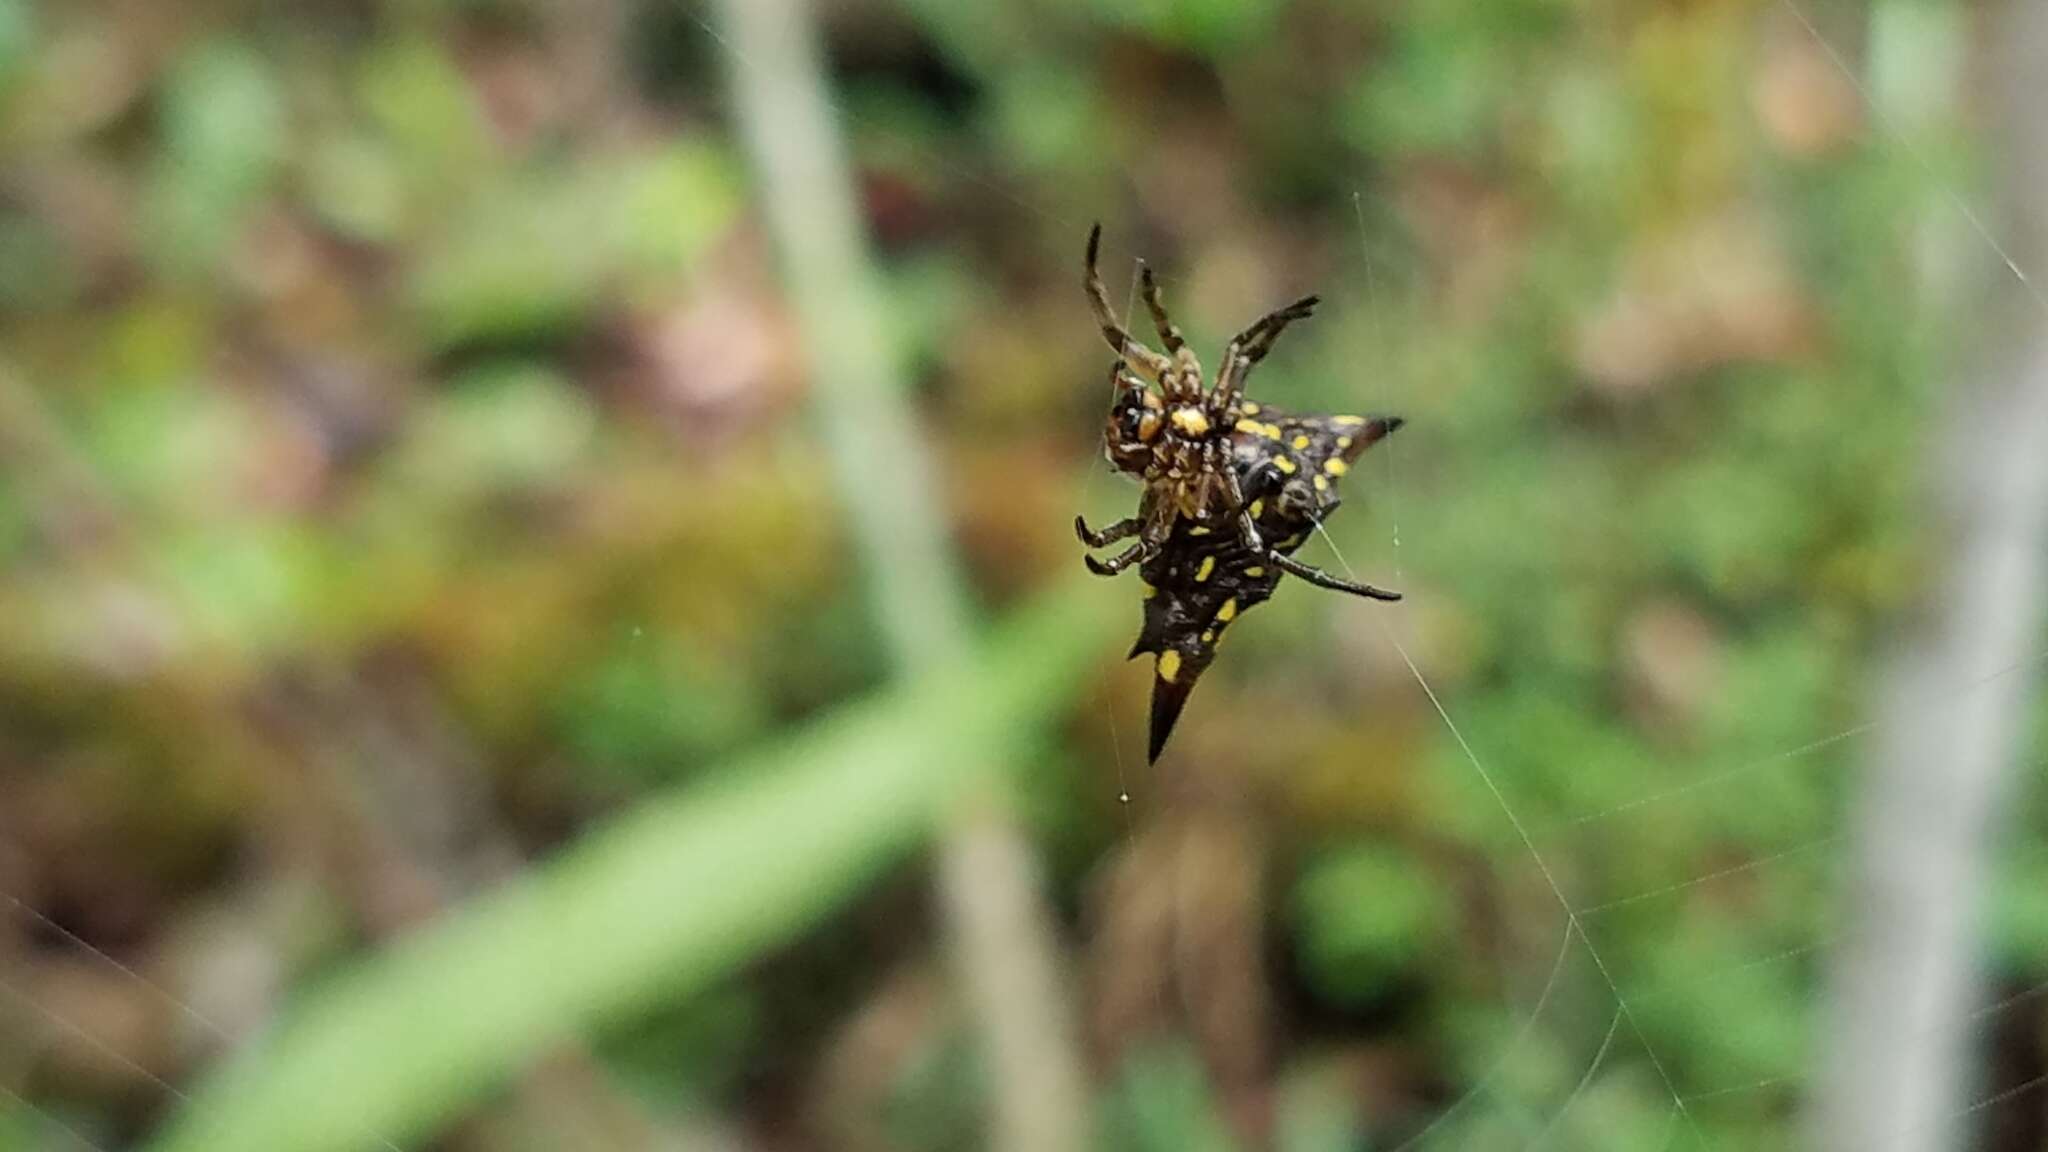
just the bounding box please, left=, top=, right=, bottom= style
left=1304, top=2, right=2048, bottom=1146
left=4, top=2, right=2047, bottom=1151
left=1061, top=2, right=2048, bottom=1146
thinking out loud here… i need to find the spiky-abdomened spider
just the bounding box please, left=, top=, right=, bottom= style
left=1074, top=225, right=1399, bottom=602
left=1075, top=226, right=1406, bottom=760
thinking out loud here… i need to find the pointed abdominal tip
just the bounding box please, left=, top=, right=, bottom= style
left=1147, top=650, right=1197, bottom=763
left=1147, top=678, right=1192, bottom=763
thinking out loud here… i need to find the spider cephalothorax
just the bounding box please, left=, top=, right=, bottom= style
left=1075, top=224, right=1403, bottom=761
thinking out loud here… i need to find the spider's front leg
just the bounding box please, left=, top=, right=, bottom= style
left=1084, top=491, right=1175, bottom=577
left=1210, top=295, right=1319, bottom=414
left=1083, top=538, right=1159, bottom=577
left=1138, top=265, right=1187, bottom=355
left=1085, top=225, right=1174, bottom=383
left=1232, top=294, right=1320, bottom=363
left=1074, top=514, right=1140, bottom=549
left=1139, top=264, right=1203, bottom=395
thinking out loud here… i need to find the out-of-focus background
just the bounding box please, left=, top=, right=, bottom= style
left=6, top=1, right=2048, bottom=1150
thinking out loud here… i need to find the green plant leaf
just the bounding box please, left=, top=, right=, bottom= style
left=146, top=39, right=283, bottom=276
left=144, top=575, right=1118, bottom=1152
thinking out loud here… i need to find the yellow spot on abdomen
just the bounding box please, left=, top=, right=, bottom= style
left=1273, top=455, right=1297, bottom=474
left=1240, top=402, right=1260, bottom=416
left=1313, top=474, right=1329, bottom=492
left=1325, top=457, right=1348, bottom=476
left=1248, top=498, right=1264, bottom=519
left=1200, top=629, right=1215, bottom=643
left=1158, top=650, right=1182, bottom=683
left=1190, top=525, right=1212, bottom=536
left=1292, top=434, right=1311, bottom=449
left=1195, top=555, right=1216, bottom=582
left=1244, top=566, right=1265, bottom=577
left=1336, top=435, right=1353, bottom=450
left=1217, top=598, right=1238, bottom=622
left=1235, top=419, right=1262, bottom=435
left=1333, top=415, right=1366, bottom=426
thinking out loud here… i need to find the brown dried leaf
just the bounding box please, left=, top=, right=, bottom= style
left=1619, top=598, right=1725, bottom=744
left=611, top=281, right=804, bottom=447
left=1576, top=207, right=1817, bottom=395
left=1753, top=15, right=1863, bottom=158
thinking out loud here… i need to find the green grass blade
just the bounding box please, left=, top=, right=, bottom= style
left=145, top=574, right=1118, bottom=1152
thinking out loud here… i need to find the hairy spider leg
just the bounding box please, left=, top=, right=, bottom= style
left=1084, top=478, right=1182, bottom=577
left=1075, top=514, right=1140, bottom=549
left=1084, top=538, right=1159, bottom=576
left=1217, top=452, right=1269, bottom=551
left=1085, top=224, right=1173, bottom=384
left=1211, top=352, right=1253, bottom=422
left=1136, top=264, right=1187, bottom=353
left=1138, top=263, right=1204, bottom=396
left=1208, top=295, right=1313, bottom=415
left=1268, top=550, right=1401, bottom=600
left=1233, top=294, right=1320, bottom=363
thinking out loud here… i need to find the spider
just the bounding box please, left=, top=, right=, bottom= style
left=1074, top=225, right=1403, bottom=760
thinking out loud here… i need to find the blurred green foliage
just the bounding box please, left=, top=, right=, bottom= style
left=1100, top=1045, right=1240, bottom=1152
left=1293, top=843, right=1452, bottom=1007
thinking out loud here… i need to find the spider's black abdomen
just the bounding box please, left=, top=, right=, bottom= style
left=1131, top=522, right=1286, bottom=763
left=1131, top=409, right=1402, bottom=762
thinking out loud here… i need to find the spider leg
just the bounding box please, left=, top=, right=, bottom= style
left=1139, top=264, right=1204, bottom=394
left=1111, top=363, right=1150, bottom=393
left=1137, top=265, right=1186, bottom=354
left=1089, top=492, right=1178, bottom=575
left=1231, top=294, right=1319, bottom=365
left=1084, top=538, right=1159, bottom=577
left=1209, top=296, right=1315, bottom=413
left=1086, top=225, right=1172, bottom=383
left=1212, top=351, right=1251, bottom=416
left=1075, top=514, right=1140, bottom=549
left=1267, top=550, right=1401, bottom=601
left=1216, top=448, right=1267, bottom=551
